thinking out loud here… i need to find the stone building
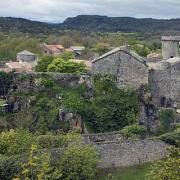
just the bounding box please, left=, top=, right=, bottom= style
left=92, top=46, right=149, bottom=89
left=17, top=50, right=38, bottom=66
left=42, top=44, right=65, bottom=56
left=149, top=36, right=180, bottom=110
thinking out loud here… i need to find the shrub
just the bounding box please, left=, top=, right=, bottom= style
left=157, top=108, right=176, bottom=133
left=121, top=124, right=147, bottom=139
left=47, top=58, right=87, bottom=74
left=159, top=131, right=180, bottom=147
left=56, top=143, right=99, bottom=180
left=37, top=131, right=81, bottom=149
left=0, top=129, right=36, bottom=156
left=147, top=147, right=180, bottom=180
left=35, top=56, right=54, bottom=72
left=0, top=155, right=21, bottom=180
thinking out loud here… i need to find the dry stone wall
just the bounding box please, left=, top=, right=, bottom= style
left=95, top=140, right=169, bottom=168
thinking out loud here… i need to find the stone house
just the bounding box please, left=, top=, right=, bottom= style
left=92, top=46, right=149, bottom=89
left=0, top=50, right=38, bottom=73
left=42, top=44, right=65, bottom=56
left=17, top=50, right=38, bottom=67
left=92, top=36, right=180, bottom=115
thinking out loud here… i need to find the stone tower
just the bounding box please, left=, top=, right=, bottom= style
left=162, top=36, right=180, bottom=59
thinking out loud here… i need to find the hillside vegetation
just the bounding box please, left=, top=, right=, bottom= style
left=1, top=16, right=180, bottom=33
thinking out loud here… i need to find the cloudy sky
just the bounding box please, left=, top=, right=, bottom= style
left=0, top=0, right=180, bottom=22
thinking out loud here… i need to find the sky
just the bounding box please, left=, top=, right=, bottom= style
left=0, top=0, right=180, bottom=23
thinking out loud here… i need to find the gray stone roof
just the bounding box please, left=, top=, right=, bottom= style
left=17, top=50, right=35, bottom=56
left=92, top=46, right=147, bottom=66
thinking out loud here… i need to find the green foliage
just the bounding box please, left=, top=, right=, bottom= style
left=37, top=131, right=81, bottom=149
left=121, top=124, right=147, bottom=139
left=94, top=44, right=109, bottom=55
left=132, top=44, right=150, bottom=57
left=159, top=131, right=180, bottom=147
left=0, top=155, right=21, bottom=180
left=0, top=129, right=36, bottom=156
left=56, top=143, right=99, bottom=180
left=99, top=164, right=151, bottom=180
left=64, top=75, right=140, bottom=133
left=47, top=57, right=87, bottom=74
left=35, top=56, right=54, bottom=72
left=0, top=71, right=14, bottom=96
left=157, top=109, right=176, bottom=133
left=0, top=34, right=41, bottom=61
left=147, top=147, right=180, bottom=180
left=14, top=145, right=54, bottom=180
left=56, top=52, right=75, bottom=61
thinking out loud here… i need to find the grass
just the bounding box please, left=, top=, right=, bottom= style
left=98, top=163, right=151, bottom=180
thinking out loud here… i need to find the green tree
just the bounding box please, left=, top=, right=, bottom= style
left=47, top=58, right=87, bottom=74
left=35, top=56, right=54, bottom=72
left=56, top=143, right=99, bottom=180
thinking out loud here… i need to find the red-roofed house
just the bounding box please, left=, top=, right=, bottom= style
left=42, top=44, right=65, bottom=56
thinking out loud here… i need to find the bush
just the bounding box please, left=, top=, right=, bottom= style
left=0, top=155, right=21, bottom=180
left=147, top=147, right=180, bottom=180
left=37, top=131, right=81, bottom=149
left=56, top=143, right=99, bottom=180
left=47, top=57, right=87, bottom=74
left=35, top=56, right=54, bottom=72
left=121, top=124, right=147, bottom=139
left=157, top=109, right=176, bottom=133
left=0, top=129, right=36, bottom=156
left=159, top=131, right=180, bottom=147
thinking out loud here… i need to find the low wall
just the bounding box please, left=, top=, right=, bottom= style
left=83, top=131, right=124, bottom=144
left=13, top=72, right=92, bottom=93
left=95, top=140, right=168, bottom=168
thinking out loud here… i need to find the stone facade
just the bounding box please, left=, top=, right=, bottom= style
left=95, top=140, right=169, bottom=168
left=92, top=46, right=149, bottom=89
left=149, top=58, right=180, bottom=108
left=162, top=36, right=180, bottom=59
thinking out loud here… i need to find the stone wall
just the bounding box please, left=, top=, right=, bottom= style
left=149, top=61, right=180, bottom=108
left=83, top=131, right=124, bottom=144
left=92, top=48, right=149, bottom=89
left=95, top=140, right=169, bottom=168
left=13, top=72, right=92, bottom=93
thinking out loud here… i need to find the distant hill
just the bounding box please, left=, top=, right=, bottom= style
left=0, top=17, right=58, bottom=34
left=1, top=15, right=180, bottom=33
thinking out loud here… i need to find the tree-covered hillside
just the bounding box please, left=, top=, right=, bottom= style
left=1, top=16, right=180, bottom=33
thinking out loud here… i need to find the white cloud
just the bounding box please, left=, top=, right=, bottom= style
left=0, top=0, right=180, bottom=22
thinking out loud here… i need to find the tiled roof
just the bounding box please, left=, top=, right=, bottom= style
left=44, top=44, right=65, bottom=53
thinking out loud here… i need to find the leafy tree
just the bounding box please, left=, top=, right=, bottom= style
left=147, top=147, right=180, bottom=180
left=47, top=58, right=87, bottom=74
left=56, top=143, right=99, bottom=180
left=57, top=52, right=75, bottom=61
left=35, top=56, right=54, bottom=72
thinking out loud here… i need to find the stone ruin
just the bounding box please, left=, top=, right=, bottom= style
left=92, top=36, right=180, bottom=127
